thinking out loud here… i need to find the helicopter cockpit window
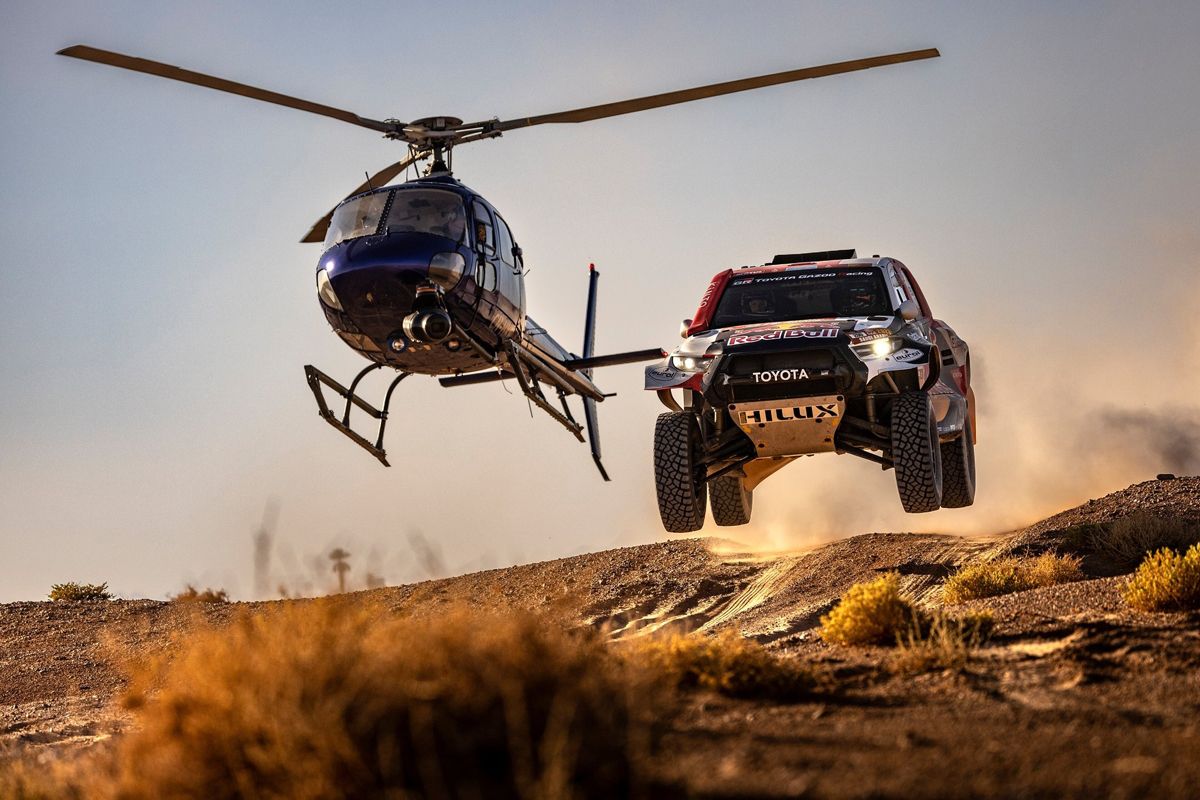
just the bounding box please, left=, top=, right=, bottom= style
left=496, top=215, right=516, bottom=269
left=323, top=191, right=390, bottom=249
left=384, top=189, right=467, bottom=244
left=473, top=200, right=494, bottom=254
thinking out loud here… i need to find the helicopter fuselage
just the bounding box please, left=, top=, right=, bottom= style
left=316, top=174, right=533, bottom=375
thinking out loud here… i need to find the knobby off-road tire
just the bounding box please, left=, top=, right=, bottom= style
left=891, top=391, right=943, bottom=513
left=709, top=475, right=753, bottom=526
left=940, top=420, right=976, bottom=508
left=654, top=412, right=708, bottom=532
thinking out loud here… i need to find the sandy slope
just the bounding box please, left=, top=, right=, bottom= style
left=3, top=478, right=1199, bottom=798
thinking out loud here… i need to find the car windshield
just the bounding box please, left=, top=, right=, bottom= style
left=384, top=189, right=467, bottom=244
left=711, top=268, right=893, bottom=327
left=324, top=191, right=390, bottom=249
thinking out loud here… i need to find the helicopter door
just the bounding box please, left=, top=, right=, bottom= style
left=495, top=214, right=526, bottom=321
left=472, top=200, right=498, bottom=296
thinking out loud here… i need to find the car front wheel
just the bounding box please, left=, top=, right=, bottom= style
left=654, top=412, right=708, bottom=532
left=891, top=391, right=943, bottom=513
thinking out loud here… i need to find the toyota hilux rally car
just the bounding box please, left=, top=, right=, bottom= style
left=646, top=249, right=975, bottom=532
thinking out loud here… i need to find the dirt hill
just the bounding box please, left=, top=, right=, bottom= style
left=3, top=478, right=1199, bottom=798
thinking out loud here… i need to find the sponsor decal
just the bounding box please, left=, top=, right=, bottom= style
left=738, top=404, right=840, bottom=424
left=648, top=366, right=679, bottom=381
left=891, top=347, right=923, bottom=362
left=751, top=368, right=810, bottom=383
left=728, top=327, right=839, bottom=347
left=849, top=327, right=891, bottom=343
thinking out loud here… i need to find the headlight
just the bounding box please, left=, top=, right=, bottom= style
left=669, top=354, right=710, bottom=372
left=429, top=252, right=465, bottom=289
left=852, top=336, right=902, bottom=360
left=316, top=267, right=343, bottom=311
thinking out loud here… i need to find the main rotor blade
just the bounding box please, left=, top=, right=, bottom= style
left=57, top=45, right=396, bottom=134
left=495, top=48, right=939, bottom=131
left=301, top=154, right=422, bottom=244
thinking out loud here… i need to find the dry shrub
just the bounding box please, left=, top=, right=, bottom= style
left=48, top=581, right=113, bottom=602
left=1092, top=514, right=1200, bottom=571
left=820, top=574, right=994, bottom=672
left=622, top=631, right=818, bottom=700
left=169, top=585, right=229, bottom=603
left=819, top=573, right=914, bottom=646
left=892, top=610, right=995, bottom=674
left=942, top=554, right=1083, bottom=604
left=103, top=603, right=658, bottom=799
left=1122, top=544, right=1200, bottom=612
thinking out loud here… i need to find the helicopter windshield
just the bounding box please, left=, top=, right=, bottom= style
left=324, top=192, right=389, bottom=249
left=384, top=189, right=467, bottom=244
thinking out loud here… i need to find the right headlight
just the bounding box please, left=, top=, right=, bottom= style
left=316, top=267, right=343, bottom=311
left=669, top=354, right=711, bottom=372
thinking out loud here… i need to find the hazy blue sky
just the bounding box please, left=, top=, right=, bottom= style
left=3, top=1, right=1199, bottom=600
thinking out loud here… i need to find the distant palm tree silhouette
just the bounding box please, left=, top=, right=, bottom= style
left=329, top=548, right=351, bottom=594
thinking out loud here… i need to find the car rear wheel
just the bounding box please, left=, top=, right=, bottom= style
left=891, top=391, right=943, bottom=513
left=710, top=474, right=753, bottom=526
left=654, top=412, right=708, bottom=532
left=940, top=420, right=976, bottom=508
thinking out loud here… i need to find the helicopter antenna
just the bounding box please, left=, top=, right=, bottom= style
left=364, top=170, right=374, bottom=191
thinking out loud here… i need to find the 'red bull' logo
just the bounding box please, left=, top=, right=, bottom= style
left=728, top=327, right=839, bottom=347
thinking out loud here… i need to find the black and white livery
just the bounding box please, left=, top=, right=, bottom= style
left=647, top=250, right=976, bottom=532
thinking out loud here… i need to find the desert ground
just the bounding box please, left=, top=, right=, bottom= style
left=2, top=477, right=1199, bottom=798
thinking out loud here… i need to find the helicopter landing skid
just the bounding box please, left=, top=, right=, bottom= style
left=304, top=364, right=408, bottom=466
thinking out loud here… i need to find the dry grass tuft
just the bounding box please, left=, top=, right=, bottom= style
left=169, top=585, right=229, bottom=603
left=820, top=574, right=994, bottom=673
left=15, top=602, right=670, bottom=799
left=942, top=554, right=1083, bottom=604
left=622, top=631, right=819, bottom=700
left=892, top=610, right=995, bottom=674
left=48, top=581, right=113, bottom=602
left=819, top=573, right=915, bottom=646
left=1122, top=543, right=1200, bottom=612
left=1092, top=514, right=1200, bottom=571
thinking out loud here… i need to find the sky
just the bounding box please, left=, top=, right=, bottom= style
left=2, top=1, right=1199, bottom=601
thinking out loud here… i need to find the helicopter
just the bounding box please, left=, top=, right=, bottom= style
left=56, top=45, right=940, bottom=479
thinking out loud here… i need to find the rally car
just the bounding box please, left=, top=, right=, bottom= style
left=646, top=249, right=975, bottom=532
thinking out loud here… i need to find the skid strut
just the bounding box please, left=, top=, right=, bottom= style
left=304, top=364, right=408, bottom=466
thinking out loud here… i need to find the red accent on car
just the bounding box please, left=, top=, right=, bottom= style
left=898, top=264, right=933, bottom=319
left=686, top=269, right=733, bottom=336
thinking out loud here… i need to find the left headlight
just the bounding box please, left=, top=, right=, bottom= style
left=429, top=252, right=466, bottom=290
left=316, top=268, right=343, bottom=311
left=852, top=336, right=901, bottom=360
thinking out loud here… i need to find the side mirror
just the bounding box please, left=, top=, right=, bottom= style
left=512, top=244, right=523, bottom=259
left=680, top=318, right=693, bottom=338
left=898, top=300, right=920, bottom=321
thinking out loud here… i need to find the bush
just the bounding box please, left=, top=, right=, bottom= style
left=942, top=554, right=1083, bottom=604
left=819, top=573, right=915, bottom=646
left=1122, top=544, right=1200, bottom=612
left=48, top=582, right=113, bottom=602
left=169, top=585, right=229, bottom=603
left=820, top=574, right=995, bottom=672
left=622, top=631, right=818, bottom=700
left=1092, top=514, right=1200, bottom=571
left=104, top=604, right=656, bottom=799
